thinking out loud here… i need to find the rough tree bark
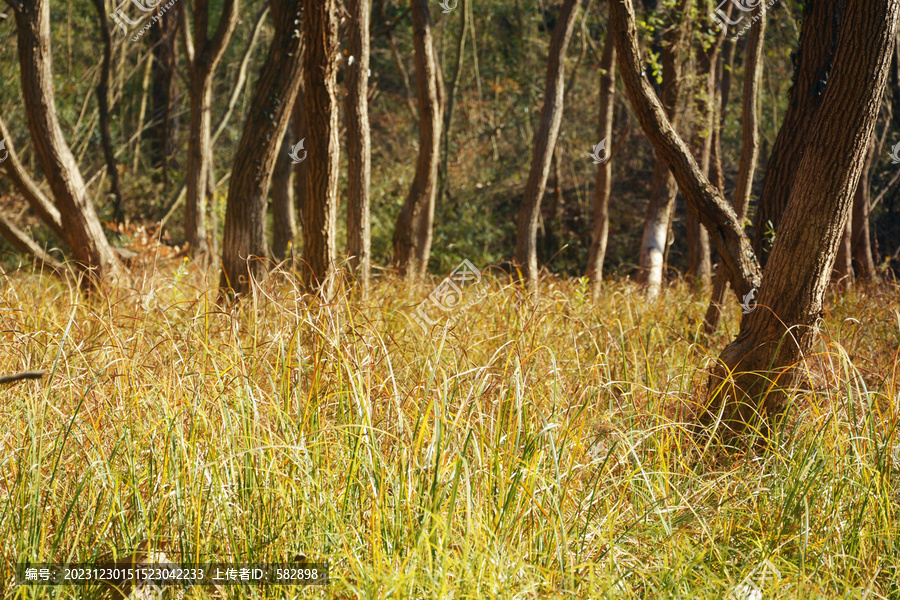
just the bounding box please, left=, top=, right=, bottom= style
left=586, top=22, right=616, bottom=299
left=346, top=0, right=372, bottom=290
left=302, top=0, right=341, bottom=296
left=706, top=0, right=898, bottom=435
left=514, top=0, right=582, bottom=282
left=6, top=0, right=122, bottom=283
left=182, top=0, right=238, bottom=260
left=636, top=0, right=691, bottom=299
left=703, top=3, right=765, bottom=336
left=392, top=0, right=444, bottom=280
left=751, top=0, right=842, bottom=264
left=220, top=0, right=305, bottom=296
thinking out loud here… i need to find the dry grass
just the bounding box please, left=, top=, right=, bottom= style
left=1, top=260, right=899, bottom=598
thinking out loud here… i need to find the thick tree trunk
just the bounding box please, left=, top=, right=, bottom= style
left=220, top=0, right=304, bottom=296
left=636, top=0, right=691, bottom=298
left=610, top=0, right=761, bottom=305
left=586, top=26, right=616, bottom=299
left=91, top=0, right=123, bottom=223
left=271, top=129, right=295, bottom=262
left=9, top=0, right=122, bottom=283
left=392, top=0, right=444, bottom=280
left=751, top=0, right=842, bottom=264
left=851, top=135, right=877, bottom=280
left=703, top=4, right=766, bottom=336
left=183, top=0, right=238, bottom=261
left=302, top=0, right=341, bottom=296
left=346, top=0, right=372, bottom=290
left=514, top=0, right=581, bottom=282
left=707, top=0, right=898, bottom=436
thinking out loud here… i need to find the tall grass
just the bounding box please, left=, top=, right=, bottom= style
left=1, top=263, right=899, bottom=598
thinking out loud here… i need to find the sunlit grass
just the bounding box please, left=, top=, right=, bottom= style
left=1, top=262, right=899, bottom=598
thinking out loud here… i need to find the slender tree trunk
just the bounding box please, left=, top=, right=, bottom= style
left=851, top=135, right=877, bottom=280
left=271, top=128, right=295, bottom=262
left=514, top=0, right=582, bottom=282
left=710, top=35, right=737, bottom=195
left=220, top=0, right=305, bottom=296
left=91, top=0, right=123, bottom=223
left=440, top=0, right=468, bottom=202
left=751, top=0, right=843, bottom=264
left=346, top=0, right=372, bottom=290
left=636, top=0, right=691, bottom=299
left=148, top=5, right=179, bottom=186
left=8, top=0, right=122, bottom=283
left=707, top=0, right=898, bottom=436
left=703, top=4, right=766, bottom=336
left=392, top=0, right=444, bottom=280
left=183, top=0, right=239, bottom=261
left=832, top=217, right=853, bottom=285
left=302, top=0, right=341, bottom=296
left=586, top=25, right=616, bottom=300
left=293, top=80, right=309, bottom=234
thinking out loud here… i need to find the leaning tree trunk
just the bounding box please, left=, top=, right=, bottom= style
left=392, top=0, right=444, bottom=280
left=707, top=0, right=898, bottom=436
left=851, top=135, right=877, bottom=280
left=703, top=3, right=766, bottom=336
left=513, top=0, right=582, bottom=282
left=751, top=0, right=843, bottom=264
left=183, top=0, right=238, bottom=261
left=346, top=0, right=372, bottom=291
left=8, top=0, right=122, bottom=283
left=220, top=0, right=305, bottom=296
left=302, top=0, right=341, bottom=296
left=636, top=0, right=691, bottom=299
left=586, top=24, right=616, bottom=300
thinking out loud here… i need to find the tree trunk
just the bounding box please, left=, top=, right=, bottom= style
left=710, top=34, right=737, bottom=195
left=147, top=5, right=179, bottom=184
left=183, top=0, right=238, bottom=261
left=440, top=0, right=468, bottom=202
left=514, top=0, right=581, bottom=282
left=293, top=80, right=309, bottom=234
left=707, top=0, right=898, bottom=436
left=703, top=4, right=766, bottom=336
left=610, top=0, right=761, bottom=306
left=636, top=0, right=691, bottom=299
left=346, top=0, right=372, bottom=291
left=851, top=135, right=877, bottom=280
left=8, top=0, right=122, bottom=283
left=586, top=25, right=616, bottom=300
left=751, top=0, right=843, bottom=264
left=392, top=0, right=444, bottom=280
left=0, top=211, right=64, bottom=273
left=271, top=128, right=295, bottom=262
left=301, top=0, right=341, bottom=296
left=220, top=0, right=305, bottom=296
left=91, top=0, right=124, bottom=223
left=832, top=216, right=853, bottom=286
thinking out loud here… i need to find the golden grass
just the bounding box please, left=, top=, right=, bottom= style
left=1, top=261, right=899, bottom=598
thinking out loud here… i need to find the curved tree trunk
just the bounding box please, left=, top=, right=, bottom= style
left=703, top=4, right=766, bottom=336
left=636, top=0, right=691, bottom=299
left=707, top=0, right=898, bottom=436
left=302, top=0, right=341, bottom=296
left=91, top=0, right=124, bottom=223
left=751, top=0, right=843, bottom=264
left=392, top=0, right=444, bottom=280
left=220, top=0, right=305, bottom=296
left=8, top=0, right=122, bottom=283
left=346, top=0, right=372, bottom=291
left=182, top=0, right=238, bottom=261
left=514, top=0, right=582, bottom=282
left=586, top=23, right=616, bottom=300
left=851, top=135, right=877, bottom=280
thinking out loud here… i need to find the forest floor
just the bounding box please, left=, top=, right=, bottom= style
left=1, top=260, right=899, bottom=599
